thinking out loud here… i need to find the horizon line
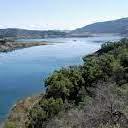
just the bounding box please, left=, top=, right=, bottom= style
left=0, top=17, right=127, bottom=31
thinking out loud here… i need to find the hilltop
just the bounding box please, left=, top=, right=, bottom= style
left=70, top=18, right=128, bottom=37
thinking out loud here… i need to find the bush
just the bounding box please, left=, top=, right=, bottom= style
left=82, top=56, right=103, bottom=84
left=28, top=98, right=63, bottom=128
left=4, top=122, right=16, bottom=128
left=45, top=66, right=85, bottom=104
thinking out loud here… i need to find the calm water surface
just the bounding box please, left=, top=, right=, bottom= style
left=0, top=36, right=122, bottom=122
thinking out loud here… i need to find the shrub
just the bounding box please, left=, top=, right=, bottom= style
left=4, top=122, right=16, bottom=128
left=28, top=98, right=63, bottom=128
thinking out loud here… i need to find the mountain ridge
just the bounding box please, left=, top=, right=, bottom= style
left=70, top=17, right=128, bottom=36
left=0, top=28, right=67, bottom=39
left=1, top=17, right=128, bottom=38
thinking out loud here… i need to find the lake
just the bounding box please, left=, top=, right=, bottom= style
left=0, top=35, right=122, bottom=123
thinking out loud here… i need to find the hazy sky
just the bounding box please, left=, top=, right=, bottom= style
left=0, top=0, right=128, bottom=30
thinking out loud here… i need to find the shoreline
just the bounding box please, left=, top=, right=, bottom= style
left=0, top=41, right=48, bottom=53
left=0, top=123, right=4, bottom=128
left=3, top=94, right=43, bottom=128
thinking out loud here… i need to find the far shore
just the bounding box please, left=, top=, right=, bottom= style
left=0, top=41, right=48, bottom=53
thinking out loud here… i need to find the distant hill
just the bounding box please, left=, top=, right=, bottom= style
left=0, top=28, right=67, bottom=39
left=70, top=18, right=128, bottom=36
left=1, top=18, right=128, bottom=38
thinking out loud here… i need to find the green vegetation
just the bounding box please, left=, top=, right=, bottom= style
left=5, top=38, right=128, bottom=128
left=4, top=122, right=16, bottom=128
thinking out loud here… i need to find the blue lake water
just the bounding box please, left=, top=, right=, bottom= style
left=0, top=35, right=122, bottom=123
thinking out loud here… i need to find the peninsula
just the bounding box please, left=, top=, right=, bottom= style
left=0, top=39, right=47, bottom=52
